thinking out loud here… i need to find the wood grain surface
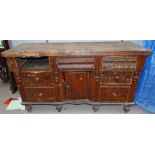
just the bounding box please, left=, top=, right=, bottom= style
left=2, top=41, right=151, bottom=57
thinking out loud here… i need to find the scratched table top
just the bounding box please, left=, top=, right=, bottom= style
left=2, top=41, right=152, bottom=57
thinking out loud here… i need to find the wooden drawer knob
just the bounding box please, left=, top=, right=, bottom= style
left=35, top=77, right=40, bottom=82
left=115, top=76, right=119, bottom=80
left=38, top=93, right=43, bottom=97
left=80, top=77, right=83, bottom=80
left=64, top=84, right=70, bottom=89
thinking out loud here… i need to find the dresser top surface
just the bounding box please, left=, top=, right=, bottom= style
left=2, top=41, right=152, bottom=57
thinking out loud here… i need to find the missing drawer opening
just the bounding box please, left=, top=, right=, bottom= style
left=17, top=57, right=49, bottom=70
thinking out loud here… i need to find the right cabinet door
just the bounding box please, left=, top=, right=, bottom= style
left=65, top=72, right=89, bottom=100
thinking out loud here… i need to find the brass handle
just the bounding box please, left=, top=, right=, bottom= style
left=35, top=77, right=40, bottom=82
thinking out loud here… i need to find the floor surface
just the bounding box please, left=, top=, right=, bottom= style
left=0, top=82, right=149, bottom=114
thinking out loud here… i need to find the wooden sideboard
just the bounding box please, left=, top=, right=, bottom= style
left=2, top=42, right=152, bottom=112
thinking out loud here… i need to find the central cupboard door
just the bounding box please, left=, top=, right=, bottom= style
left=65, top=72, right=89, bottom=99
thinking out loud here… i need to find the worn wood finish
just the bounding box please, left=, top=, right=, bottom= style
left=21, top=72, right=51, bottom=86
left=24, top=87, right=56, bottom=102
left=65, top=72, right=89, bottom=99
left=57, top=57, right=95, bottom=71
left=2, top=42, right=152, bottom=112
left=2, top=42, right=151, bottom=57
left=99, top=86, right=130, bottom=102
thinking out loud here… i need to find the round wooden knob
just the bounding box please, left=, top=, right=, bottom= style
left=35, top=77, right=40, bottom=82
left=113, top=92, right=117, bottom=97
left=65, top=84, right=70, bottom=89
left=38, top=93, right=43, bottom=97
left=115, top=76, right=119, bottom=80
left=80, top=77, right=83, bottom=80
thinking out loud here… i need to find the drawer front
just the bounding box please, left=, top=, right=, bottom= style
left=101, top=71, right=134, bottom=85
left=102, top=56, right=137, bottom=71
left=57, top=57, right=95, bottom=71
left=102, top=62, right=136, bottom=70
left=24, top=87, right=55, bottom=102
left=99, top=86, right=130, bottom=102
left=21, top=72, right=51, bottom=86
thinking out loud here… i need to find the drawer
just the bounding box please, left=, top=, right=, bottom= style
left=21, top=72, right=51, bottom=86
left=102, top=56, right=137, bottom=71
left=102, top=62, right=136, bottom=70
left=24, top=87, right=55, bottom=102
left=101, top=71, right=134, bottom=85
left=99, top=86, right=130, bottom=102
left=57, top=57, right=95, bottom=71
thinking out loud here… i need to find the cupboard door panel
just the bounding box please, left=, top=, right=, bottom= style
left=65, top=72, right=89, bottom=99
